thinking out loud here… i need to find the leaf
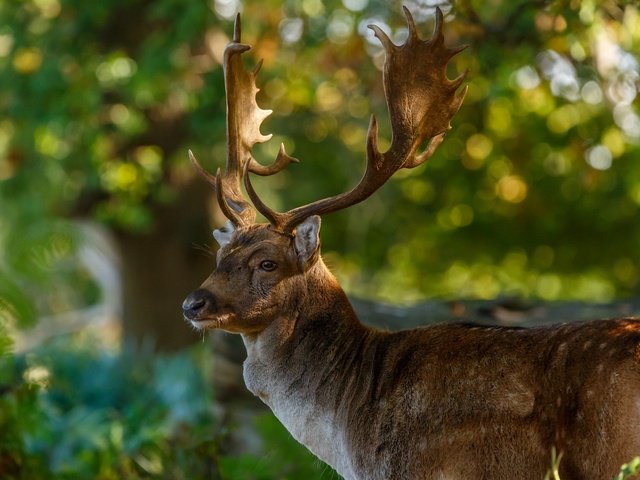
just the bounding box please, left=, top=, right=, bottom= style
left=0, top=274, right=37, bottom=328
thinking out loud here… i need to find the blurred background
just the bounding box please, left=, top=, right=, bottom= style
left=1, top=0, right=639, bottom=478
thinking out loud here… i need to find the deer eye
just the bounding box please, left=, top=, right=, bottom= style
left=259, top=260, right=277, bottom=272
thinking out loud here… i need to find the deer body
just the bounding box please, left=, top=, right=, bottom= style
left=182, top=8, right=640, bottom=479
left=214, top=250, right=640, bottom=480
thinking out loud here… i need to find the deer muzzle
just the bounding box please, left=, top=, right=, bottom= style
left=182, top=288, right=216, bottom=321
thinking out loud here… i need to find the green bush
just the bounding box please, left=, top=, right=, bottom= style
left=0, top=334, right=219, bottom=479
left=0, top=330, right=331, bottom=479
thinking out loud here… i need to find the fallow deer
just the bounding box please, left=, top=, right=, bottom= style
left=182, top=8, right=640, bottom=479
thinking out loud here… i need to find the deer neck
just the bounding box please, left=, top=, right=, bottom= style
left=240, top=258, right=369, bottom=479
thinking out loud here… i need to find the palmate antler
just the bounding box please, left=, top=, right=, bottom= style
left=189, top=14, right=298, bottom=227
left=193, top=7, right=467, bottom=234
left=245, top=6, right=467, bottom=234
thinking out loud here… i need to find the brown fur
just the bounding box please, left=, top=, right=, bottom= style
left=183, top=224, right=640, bottom=480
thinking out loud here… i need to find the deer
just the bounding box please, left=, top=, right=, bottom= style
left=182, top=7, right=640, bottom=480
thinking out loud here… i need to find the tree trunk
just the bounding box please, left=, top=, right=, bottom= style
left=114, top=180, right=215, bottom=351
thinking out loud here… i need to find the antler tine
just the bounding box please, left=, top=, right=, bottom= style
left=191, top=13, right=300, bottom=228
left=245, top=6, right=467, bottom=234
left=189, top=150, right=216, bottom=187
left=402, top=5, right=419, bottom=41
left=233, top=12, right=241, bottom=43
left=249, top=143, right=300, bottom=176
left=368, top=24, right=396, bottom=53
left=431, top=5, right=444, bottom=45
left=243, top=160, right=281, bottom=228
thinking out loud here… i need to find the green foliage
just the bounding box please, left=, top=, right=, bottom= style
left=0, top=333, right=332, bottom=479
left=0, top=219, right=99, bottom=329
left=219, top=413, right=338, bottom=480
left=544, top=448, right=640, bottom=480
left=0, top=318, right=13, bottom=357
left=0, top=336, right=221, bottom=479
left=0, top=0, right=217, bottom=230
left=543, top=446, right=562, bottom=480
left=614, top=457, right=640, bottom=480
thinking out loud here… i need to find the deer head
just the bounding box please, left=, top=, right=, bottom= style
left=182, top=7, right=467, bottom=335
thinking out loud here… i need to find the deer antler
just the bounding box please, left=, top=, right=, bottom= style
left=245, top=6, right=467, bottom=234
left=190, top=13, right=298, bottom=227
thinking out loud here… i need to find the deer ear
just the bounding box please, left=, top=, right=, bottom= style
left=294, top=215, right=321, bottom=265
left=213, top=220, right=235, bottom=247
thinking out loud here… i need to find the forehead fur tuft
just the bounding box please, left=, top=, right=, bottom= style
left=230, top=224, right=288, bottom=247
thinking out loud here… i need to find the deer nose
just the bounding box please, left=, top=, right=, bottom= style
left=182, top=289, right=214, bottom=320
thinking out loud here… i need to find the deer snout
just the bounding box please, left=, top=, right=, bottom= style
left=182, top=289, right=215, bottom=321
